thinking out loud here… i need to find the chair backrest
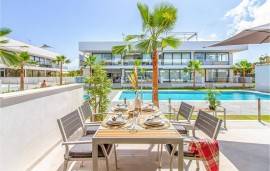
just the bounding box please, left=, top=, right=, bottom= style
left=57, top=110, right=83, bottom=141
left=79, top=102, right=93, bottom=122
left=193, top=110, right=223, bottom=139
left=177, top=102, right=194, bottom=122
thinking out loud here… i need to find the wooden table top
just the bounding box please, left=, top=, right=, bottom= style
left=95, top=129, right=181, bottom=139
left=94, top=106, right=182, bottom=140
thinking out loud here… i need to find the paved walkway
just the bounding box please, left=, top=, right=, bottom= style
left=32, top=121, right=270, bottom=171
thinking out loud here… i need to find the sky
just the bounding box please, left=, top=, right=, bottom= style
left=1, top=0, right=269, bottom=70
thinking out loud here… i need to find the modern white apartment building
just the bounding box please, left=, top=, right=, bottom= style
left=0, top=38, right=68, bottom=77
left=78, top=40, right=248, bottom=86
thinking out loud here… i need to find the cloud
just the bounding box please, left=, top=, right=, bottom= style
left=197, top=33, right=220, bottom=41
left=66, top=58, right=79, bottom=71
left=223, top=0, right=270, bottom=37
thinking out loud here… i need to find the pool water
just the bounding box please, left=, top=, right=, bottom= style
left=118, top=91, right=270, bottom=100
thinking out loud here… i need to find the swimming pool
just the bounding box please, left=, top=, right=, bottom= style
left=118, top=91, right=270, bottom=101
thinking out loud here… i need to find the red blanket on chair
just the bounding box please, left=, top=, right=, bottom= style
left=188, top=138, right=219, bottom=171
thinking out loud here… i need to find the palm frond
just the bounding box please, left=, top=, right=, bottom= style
left=136, top=39, right=152, bottom=54
left=124, top=34, right=146, bottom=41
left=137, top=3, right=151, bottom=31
left=0, top=39, right=9, bottom=44
left=161, top=36, right=181, bottom=50
left=0, top=50, right=18, bottom=66
left=153, top=3, right=177, bottom=30
left=0, top=28, right=12, bottom=37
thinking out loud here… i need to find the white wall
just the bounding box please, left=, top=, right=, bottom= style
left=255, top=65, right=270, bottom=93
left=0, top=84, right=83, bottom=171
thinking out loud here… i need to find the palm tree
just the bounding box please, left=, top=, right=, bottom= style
left=0, top=28, right=19, bottom=66
left=183, top=60, right=203, bottom=90
left=83, top=54, right=96, bottom=77
left=259, top=56, right=265, bottom=64
left=112, top=2, right=181, bottom=107
left=52, top=56, right=71, bottom=85
left=231, top=60, right=252, bottom=88
left=15, top=52, right=38, bottom=90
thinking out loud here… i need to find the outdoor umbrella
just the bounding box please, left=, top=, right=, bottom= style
left=210, top=23, right=270, bottom=47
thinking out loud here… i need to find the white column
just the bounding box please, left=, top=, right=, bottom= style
left=121, top=68, right=125, bottom=83
left=191, top=51, right=195, bottom=60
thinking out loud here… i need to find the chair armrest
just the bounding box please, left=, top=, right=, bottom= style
left=92, top=112, right=109, bottom=115
left=85, top=123, right=101, bottom=126
left=62, top=140, right=92, bottom=145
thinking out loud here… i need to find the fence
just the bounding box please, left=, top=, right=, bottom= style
left=0, top=77, right=77, bottom=93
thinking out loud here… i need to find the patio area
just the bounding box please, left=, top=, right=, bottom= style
left=32, top=120, right=270, bottom=171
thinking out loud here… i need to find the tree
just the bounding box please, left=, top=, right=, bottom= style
left=84, top=62, right=111, bottom=114
left=183, top=60, right=203, bottom=90
left=230, top=60, right=252, bottom=88
left=51, top=56, right=71, bottom=85
left=15, top=52, right=38, bottom=90
left=0, top=28, right=19, bottom=66
left=83, top=54, right=96, bottom=77
left=112, top=2, right=181, bottom=107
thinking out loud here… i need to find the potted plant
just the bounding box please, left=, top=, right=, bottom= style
left=205, top=88, right=221, bottom=110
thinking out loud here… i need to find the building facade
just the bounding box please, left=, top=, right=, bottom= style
left=78, top=41, right=248, bottom=86
left=0, top=38, right=68, bottom=77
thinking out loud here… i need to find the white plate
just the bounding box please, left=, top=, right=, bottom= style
left=144, top=120, right=164, bottom=126
left=106, top=117, right=126, bottom=126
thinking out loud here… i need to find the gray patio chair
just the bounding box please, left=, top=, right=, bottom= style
left=79, top=102, right=107, bottom=135
left=170, top=102, right=195, bottom=135
left=163, top=110, right=223, bottom=170
left=57, top=109, right=117, bottom=171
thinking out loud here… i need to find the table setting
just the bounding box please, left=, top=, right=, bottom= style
left=102, top=102, right=171, bottom=130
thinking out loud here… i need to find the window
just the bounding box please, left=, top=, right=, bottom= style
left=181, top=53, right=191, bottom=65
left=103, top=54, right=112, bottom=65
left=172, top=53, right=181, bottom=65
left=33, top=70, right=39, bottom=77
left=170, top=70, right=180, bottom=81
left=194, top=53, right=205, bottom=62
left=30, top=56, right=35, bottom=62
left=217, top=53, right=229, bottom=61
left=112, top=54, right=121, bottom=65
left=27, top=70, right=33, bottom=77
left=160, top=69, right=170, bottom=81
left=163, top=53, right=173, bottom=65
left=124, top=69, right=133, bottom=82
left=206, top=53, right=216, bottom=61
left=142, top=54, right=152, bottom=65
left=205, top=69, right=229, bottom=82
left=145, top=70, right=152, bottom=80
left=180, top=70, right=191, bottom=82
left=39, top=58, right=45, bottom=65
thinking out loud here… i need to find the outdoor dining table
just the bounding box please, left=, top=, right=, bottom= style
left=92, top=106, right=184, bottom=171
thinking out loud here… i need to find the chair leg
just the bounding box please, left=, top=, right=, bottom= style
left=80, top=161, right=84, bottom=167
left=106, top=156, right=109, bottom=171
left=169, top=156, right=173, bottom=171
left=156, top=144, right=160, bottom=161
left=114, top=144, right=118, bottom=169
left=185, top=160, right=192, bottom=171
left=159, top=144, right=163, bottom=168
left=196, top=160, right=200, bottom=169
left=63, top=159, right=68, bottom=171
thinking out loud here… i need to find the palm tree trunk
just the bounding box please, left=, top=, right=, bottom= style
left=90, top=66, right=92, bottom=77
left=60, top=63, right=62, bottom=85
left=89, top=66, right=92, bottom=88
left=193, top=71, right=196, bottom=90
left=152, top=48, right=159, bottom=107
left=243, top=70, right=246, bottom=88
left=20, top=66, right=24, bottom=90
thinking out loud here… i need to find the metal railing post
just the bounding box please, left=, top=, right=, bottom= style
left=258, top=98, right=261, bottom=122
